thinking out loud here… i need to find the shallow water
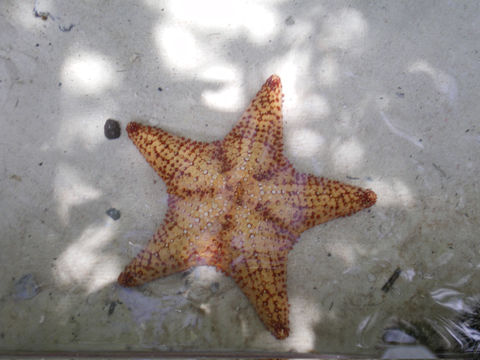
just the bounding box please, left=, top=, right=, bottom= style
left=1, top=0, right=480, bottom=358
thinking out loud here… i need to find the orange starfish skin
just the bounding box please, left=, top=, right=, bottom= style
left=118, top=75, right=377, bottom=340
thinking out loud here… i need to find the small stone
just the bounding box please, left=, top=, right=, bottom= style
left=104, top=119, right=121, bottom=139
left=14, top=274, right=40, bottom=300
left=285, top=16, right=295, bottom=25
left=108, top=301, right=117, bottom=315
left=210, top=282, right=220, bottom=293
left=382, top=328, right=417, bottom=344
left=106, top=208, right=121, bottom=220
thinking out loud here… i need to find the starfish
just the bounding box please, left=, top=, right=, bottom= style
left=118, top=75, right=376, bottom=339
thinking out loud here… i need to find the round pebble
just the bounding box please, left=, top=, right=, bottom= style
left=106, top=208, right=121, bottom=220
left=104, top=119, right=121, bottom=139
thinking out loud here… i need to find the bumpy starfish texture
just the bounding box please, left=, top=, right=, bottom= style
left=118, top=75, right=376, bottom=339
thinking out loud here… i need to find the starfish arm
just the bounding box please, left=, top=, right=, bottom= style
left=220, top=207, right=295, bottom=339
left=221, top=75, right=286, bottom=177
left=118, top=195, right=226, bottom=287
left=229, top=252, right=290, bottom=339
left=258, top=168, right=377, bottom=234
left=126, top=122, right=222, bottom=195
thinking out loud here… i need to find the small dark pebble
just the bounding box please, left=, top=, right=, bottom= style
left=285, top=16, right=295, bottom=25
left=106, top=208, right=121, bottom=220
left=158, top=87, right=163, bottom=92
left=108, top=301, right=117, bottom=315
left=210, top=282, right=220, bottom=293
left=14, top=274, right=40, bottom=300
left=104, top=119, right=121, bottom=139
left=38, top=162, right=43, bottom=166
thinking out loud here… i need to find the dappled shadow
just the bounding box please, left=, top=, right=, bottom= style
left=0, top=0, right=479, bottom=357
